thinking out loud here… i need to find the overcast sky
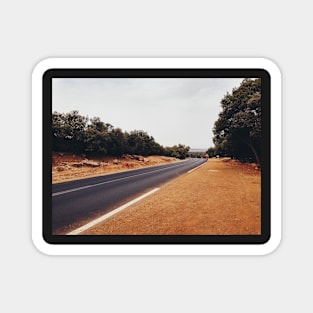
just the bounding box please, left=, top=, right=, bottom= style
left=52, top=78, right=243, bottom=149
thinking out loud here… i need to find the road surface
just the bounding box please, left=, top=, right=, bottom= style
left=52, top=158, right=206, bottom=234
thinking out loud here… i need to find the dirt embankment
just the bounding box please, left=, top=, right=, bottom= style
left=52, top=153, right=180, bottom=184
left=80, top=158, right=261, bottom=235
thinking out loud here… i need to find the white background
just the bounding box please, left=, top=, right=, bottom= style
left=1, top=0, right=310, bottom=312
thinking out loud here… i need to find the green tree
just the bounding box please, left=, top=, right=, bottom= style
left=126, top=130, right=154, bottom=155
left=84, top=117, right=111, bottom=154
left=213, top=78, right=261, bottom=164
left=164, top=144, right=190, bottom=159
left=108, top=127, right=126, bottom=156
left=52, top=111, right=190, bottom=159
left=52, top=110, right=88, bottom=153
left=206, top=147, right=216, bottom=158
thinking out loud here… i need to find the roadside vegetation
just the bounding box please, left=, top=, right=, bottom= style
left=52, top=111, right=189, bottom=159
left=207, top=78, right=261, bottom=166
left=53, top=78, right=262, bottom=166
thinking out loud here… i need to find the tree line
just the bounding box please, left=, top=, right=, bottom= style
left=52, top=111, right=190, bottom=159
left=208, top=78, right=261, bottom=165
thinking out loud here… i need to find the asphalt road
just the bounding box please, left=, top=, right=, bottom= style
left=52, top=158, right=206, bottom=234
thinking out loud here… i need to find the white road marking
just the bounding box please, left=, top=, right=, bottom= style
left=53, top=160, right=194, bottom=197
left=53, top=185, right=93, bottom=196
left=66, top=188, right=160, bottom=235
left=187, top=161, right=206, bottom=173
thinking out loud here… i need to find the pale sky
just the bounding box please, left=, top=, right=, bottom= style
left=52, top=78, right=243, bottom=149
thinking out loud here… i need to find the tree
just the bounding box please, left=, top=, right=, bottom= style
left=206, top=147, right=216, bottom=158
left=52, top=111, right=190, bottom=159
left=52, top=110, right=88, bottom=153
left=84, top=117, right=111, bottom=154
left=213, top=78, right=262, bottom=164
left=164, top=144, right=190, bottom=159
left=108, top=127, right=126, bottom=156
left=126, top=130, right=157, bottom=156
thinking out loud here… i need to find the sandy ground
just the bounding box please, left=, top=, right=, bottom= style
left=52, top=153, right=180, bottom=184
left=79, top=158, right=261, bottom=235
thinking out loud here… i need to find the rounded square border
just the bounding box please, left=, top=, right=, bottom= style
left=32, top=57, right=281, bottom=255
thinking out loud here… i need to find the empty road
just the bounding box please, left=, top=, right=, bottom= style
left=52, top=158, right=206, bottom=234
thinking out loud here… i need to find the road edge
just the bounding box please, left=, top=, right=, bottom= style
left=67, top=187, right=160, bottom=235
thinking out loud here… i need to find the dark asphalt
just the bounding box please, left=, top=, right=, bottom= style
left=52, top=158, right=206, bottom=234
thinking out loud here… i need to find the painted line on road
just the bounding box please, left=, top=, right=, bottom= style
left=53, top=185, right=94, bottom=195
left=66, top=187, right=160, bottom=235
left=187, top=161, right=207, bottom=173
left=53, top=160, right=195, bottom=197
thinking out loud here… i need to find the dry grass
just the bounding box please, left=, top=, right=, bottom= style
left=52, top=153, right=180, bottom=184
left=81, top=158, right=261, bottom=235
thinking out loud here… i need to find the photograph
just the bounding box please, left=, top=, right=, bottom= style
left=43, top=68, right=270, bottom=244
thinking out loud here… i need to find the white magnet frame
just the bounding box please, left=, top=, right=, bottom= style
left=32, top=58, right=281, bottom=255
